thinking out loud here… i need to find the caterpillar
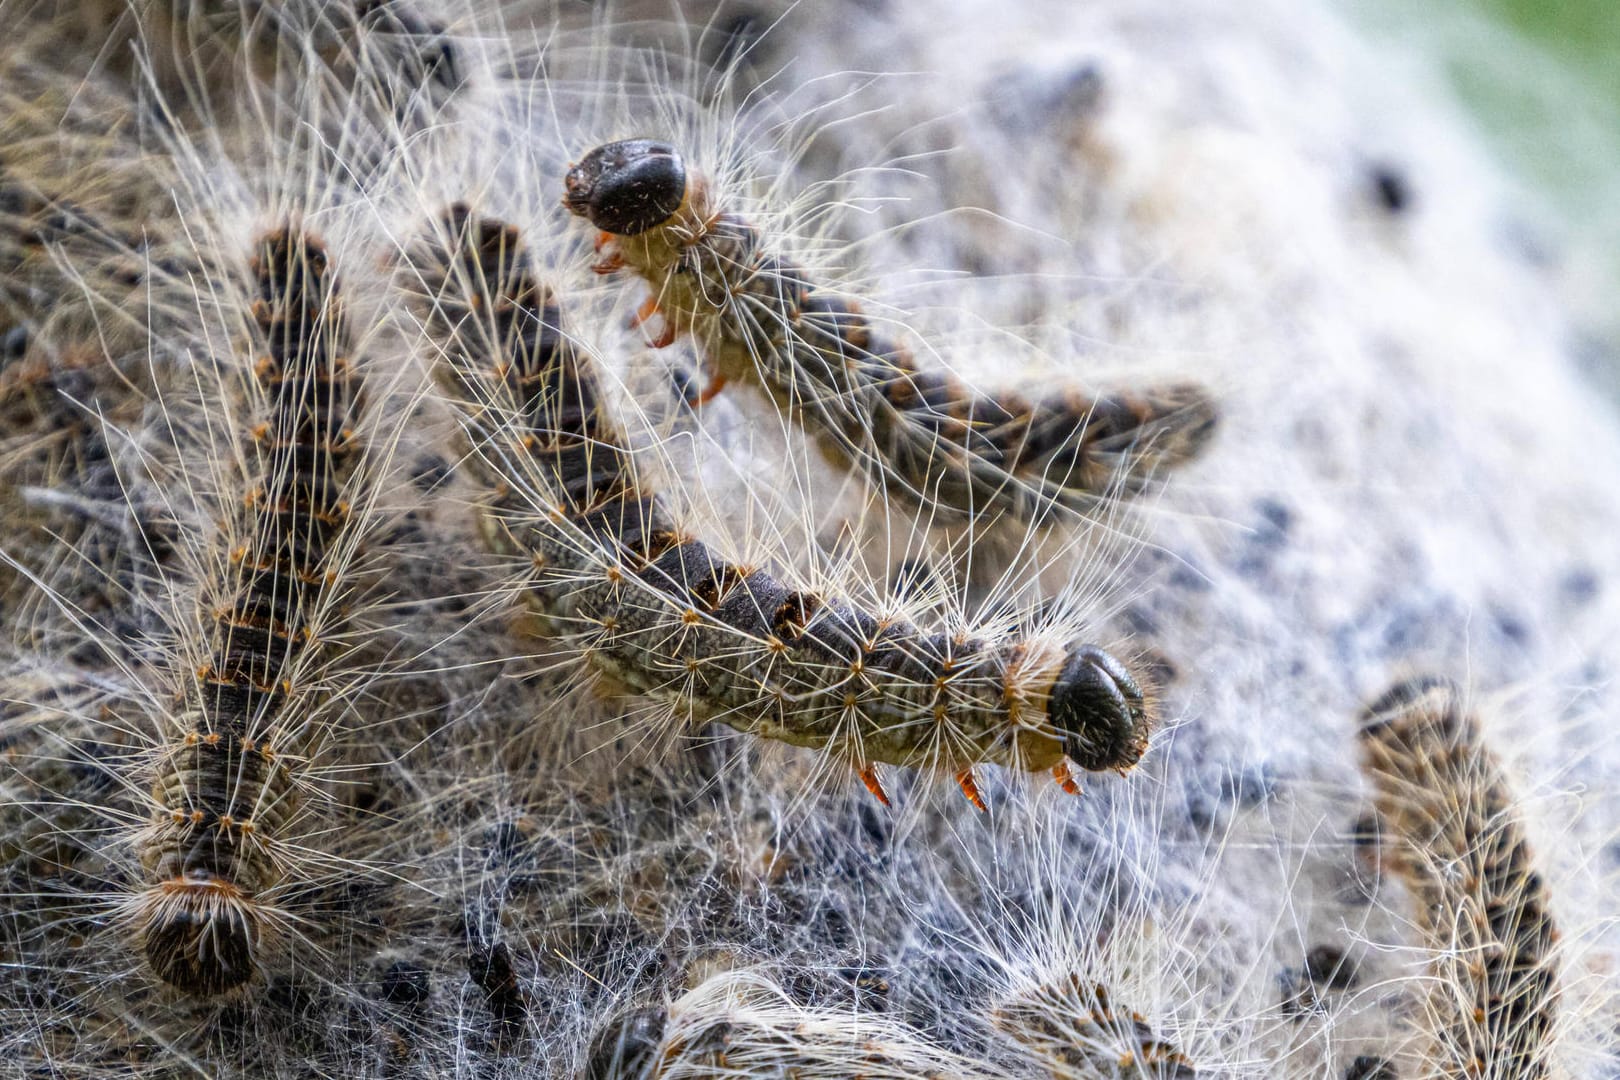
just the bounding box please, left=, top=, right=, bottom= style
left=129, top=226, right=366, bottom=997
left=562, top=138, right=1219, bottom=526
left=584, top=970, right=993, bottom=1079
left=6, top=1, right=1610, bottom=1075
left=406, top=205, right=1156, bottom=810
left=992, top=975, right=1197, bottom=1079
left=86, top=0, right=464, bottom=131
left=1358, top=677, right=1561, bottom=1080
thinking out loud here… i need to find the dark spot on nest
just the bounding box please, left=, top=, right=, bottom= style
left=1368, top=163, right=1412, bottom=215
left=410, top=454, right=449, bottom=491
left=1221, top=762, right=1279, bottom=809
left=1303, top=944, right=1357, bottom=991
left=1167, top=558, right=1213, bottom=593
left=891, top=556, right=938, bottom=600
left=1, top=323, right=28, bottom=363
left=1344, top=1056, right=1396, bottom=1080
left=1348, top=812, right=1381, bottom=849
left=483, top=820, right=533, bottom=869
left=1558, top=566, right=1600, bottom=608
left=814, top=900, right=854, bottom=949
left=379, top=960, right=430, bottom=1011
left=1255, top=497, right=1292, bottom=540
left=710, top=11, right=768, bottom=69
left=1489, top=602, right=1530, bottom=646
left=1280, top=944, right=1359, bottom=1019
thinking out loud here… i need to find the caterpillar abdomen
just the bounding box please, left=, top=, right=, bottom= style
left=139, top=730, right=299, bottom=996
left=1358, top=678, right=1560, bottom=1080
left=135, top=228, right=361, bottom=996
left=409, top=204, right=635, bottom=562
left=563, top=139, right=1218, bottom=524
left=413, top=207, right=1155, bottom=808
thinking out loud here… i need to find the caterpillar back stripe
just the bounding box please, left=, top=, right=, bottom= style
left=132, top=227, right=366, bottom=997
left=563, top=138, right=1218, bottom=526
left=409, top=203, right=636, bottom=547
left=409, top=206, right=1158, bottom=810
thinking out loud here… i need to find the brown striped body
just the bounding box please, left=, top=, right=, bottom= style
left=137, top=229, right=363, bottom=996
left=1359, top=678, right=1560, bottom=1080
left=413, top=207, right=1154, bottom=800
left=564, top=140, right=1217, bottom=524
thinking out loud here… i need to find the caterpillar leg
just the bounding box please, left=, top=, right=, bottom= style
left=1051, top=761, right=1082, bottom=796
left=689, top=371, right=728, bottom=407
left=630, top=294, right=675, bottom=349
left=590, top=231, right=624, bottom=275
left=955, top=767, right=988, bottom=813
left=857, top=763, right=891, bottom=808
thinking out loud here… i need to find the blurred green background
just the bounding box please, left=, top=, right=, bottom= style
left=1440, top=0, right=1617, bottom=234
left=1346, top=0, right=1620, bottom=366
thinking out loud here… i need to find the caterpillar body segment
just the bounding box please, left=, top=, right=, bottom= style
left=563, top=139, right=1218, bottom=525
left=135, top=227, right=364, bottom=997
left=1358, top=678, right=1560, bottom=1080
left=993, top=975, right=1197, bottom=1078
left=407, top=204, right=635, bottom=559
left=584, top=970, right=997, bottom=1079
left=409, top=207, right=1156, bottom=807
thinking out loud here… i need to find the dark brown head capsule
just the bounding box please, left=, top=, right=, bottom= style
left=1049, top=645, right=1151, bottom=772
left=563, top=139, right=686, bottom=236
left=584, top=1005, right=667, bottom=1080
left=142, top=878, right=260, bottom=996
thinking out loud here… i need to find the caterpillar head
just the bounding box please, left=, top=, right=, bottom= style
left=1049, top=645, right=1152, bottom=772
left=563, top=139, right=687, bottom=236
left=585, top=1005, right=668, bottom=1080
left=139, top=874, right=262, bottom=997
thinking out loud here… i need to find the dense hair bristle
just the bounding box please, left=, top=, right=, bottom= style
left=0, top=0, right=1616, bottom=1076
left=564, top=138, right=1218, bottom=527
left=584, top=969, right=997, bottom=1079
left=1358, top=679, right=1562, bottom=1080
left=994, top=975, right=1197, bottom=1079
left=405, top=205, right=1159, bottom=807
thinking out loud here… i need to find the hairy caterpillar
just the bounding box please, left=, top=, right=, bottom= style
left=562, top=138, right=1219, bottom=526
left=406, top=205, right=1155, bottom=810
left=584, top=970, right=993, bottom=1079
left=3, top=0, right=1617, bottom=1075
left=992, top=976, right=1197, bottom=1079
left=1358, top=678, right=1561, bottom=1080
left=81, top=0, right=464, bottom=138
left=129, top=227, right=367, bottom=997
